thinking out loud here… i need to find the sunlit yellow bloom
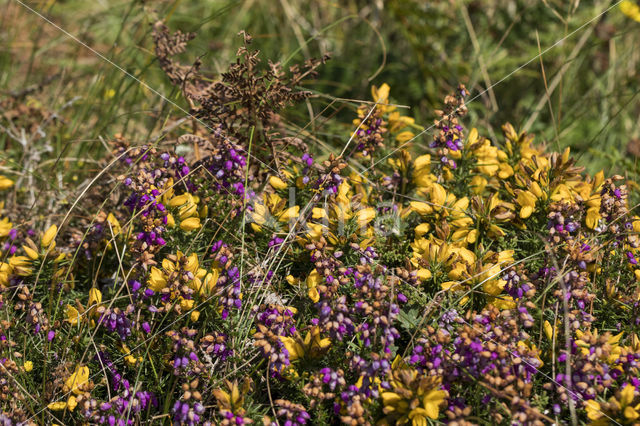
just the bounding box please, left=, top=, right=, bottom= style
left=191, top=269, right=219, bottom=296
left=24, top=361, right=33, bottom=372
left=88, top=288, right=102, bottom=308
left=65, top=304, right=81, bottom=325
left=41, top=224, right=57, bottom=249
left=180, top=298, right=195, bottom=311
left=0, top=262, right=12, bottom=286
left=543, top=320, right=556, bottom=342
left=64, top=365, right=90, bottom=395
left=167, top=193, right=189, bottom=207
left=355, top=207, right=375, bottom=228
left=395, top=131, right=414, bottom=143
left=381, top=367, right=446, bottom=424
left=47, top=401, right=69, bottom=411
left=269, top=175, right=288, bottom=190
left=621, top=0, right=640, bottom=22
left=586, top=206, right=601, bottom=230
left=306, top=269, right=321, bottom=303
left=148, top=266, right=167, bottom=292
left=278, top=206, right=299, bottom=222
left=105, top=213, right=121, bottom=236
left=371, top=83, right=390, bottom=105
left=22, top=245, right=38, bottom=260
left=0, top=176, right=13, bottom=190
left=8, top=256, right=32, bottom=276
left=166, top=213, right=176, bottom=228
left=0, top=217, right=12, bottom=237
left=180, top=216, right=202, bottom=231
left=281, top=327, right=331, bottom=361
left=516, top=191, right=536, bottom=219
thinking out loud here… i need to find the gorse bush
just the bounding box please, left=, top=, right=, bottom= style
left=2, top=18, right=640, bottom=426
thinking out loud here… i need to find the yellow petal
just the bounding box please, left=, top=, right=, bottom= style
left=431, top=183, right=447, bottom=207
left=64, top=366, right=90, bottom=395
left=355, top=207, right=376, bottom=227
left=47, top=401, right=68, bottom=411
left=168, top=194, right=189, bottom=207
left=0, top=176, right=14, bottom=190
left=279, top=206, right=300, bottom=222
left=65, top=305, right=80, bottom=325
left=410, top=202, right=433, bottom=216
left=148, top=267, right=168, bottom=292
left=414, top=223, right=431, bottom=238
left=416, top=268, right=432, bottom=281
left=520, top=205, right=534, bottom=219
left=23, top=246, right=39, bottom=260
left=88, top=288, right=102, bottom=307
left=395, top=131, right=415, bottom=143
left=41, top=224, right=58, bottom=248
left=621, top=385, right=636, bottom=407
left=66, top=396, right=77, bottom=411
left=308, top=287, right=320, bottom=303
left=269, top=176, right=288, bottom=190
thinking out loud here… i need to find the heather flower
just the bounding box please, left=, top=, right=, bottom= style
left=269, top=399, right=311, bottom=426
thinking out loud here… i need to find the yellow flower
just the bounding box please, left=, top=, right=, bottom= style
left=88, top=288, right=102, bottom=308
left=212, top=378, right=252, bottom=415
left=586, top=206, right=601, bottom=230
left=65, top=304, right=81, bottom=325
left=621, top=0, right=640, bottom=22
left=41, top=224, right=58, bottom=249
left=306, top=269, right=321, bottom=303
left=191, top=310, right=200, bottom=322
left=191, top=269, right=219, bottom=296
left=106, top=213, right=122, bottom=236
left=9, top=255, right=33, bottom=276
left=24, top=361, right=33, bottom=372
left=0, top=176, right=13, bottom=190
left=515, top=190, right=538, bottom=219
left=409, top=201, right=433, bottom=216
left=67, top=395, right=78, bottom=411
left=543, top=320, right=556, bottom=342
left=280, top=327, right=331, bottom=361
left=64, top=365, right=90, bottom=395
left=395, top=131, right=414, bottom=143
left=278, top=206, right=300, bottom=222
left=372, top=83, right=390, bottom=104
left=148, top=266, right=167, bottom=292
left=122, top=344, right=143, bottom=366
left=585, top=400, right=603, bottom=421
left=180, top=216, right=202, bottom=231
left=166, top=213, right=176, bottom=228
left=0, top=217, right=12, bottom=237
left=269, top=175, right=288, bottom=190
left=22, top=245, right=39, bottom=260
left=0, top=262, right=12, bottom=286
left=355, top=207, right=376, bottom=228
left=47, top=401, right=69, bottom=411
left=381, top=367, right=446, bottom=424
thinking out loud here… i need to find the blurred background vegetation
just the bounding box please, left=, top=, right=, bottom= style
left=1, top=0, right=640, bottom=205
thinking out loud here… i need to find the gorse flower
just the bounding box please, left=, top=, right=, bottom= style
left=621, top=0, right=640, bottom=22
left=380, top=367, right=447, bottom=425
